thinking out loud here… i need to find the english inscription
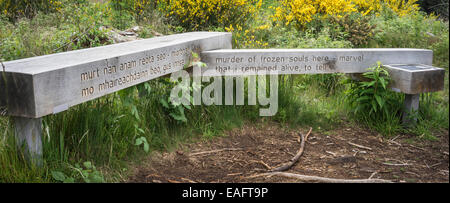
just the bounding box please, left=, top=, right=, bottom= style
left=200, top=49, right=431, bottom=76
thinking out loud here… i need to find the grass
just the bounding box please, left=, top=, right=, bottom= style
left=0, top=0, right=448, bottom=182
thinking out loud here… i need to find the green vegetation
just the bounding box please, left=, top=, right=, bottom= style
left=344, top=63, right=404, bottom=135
left=0, top=0, right=448, bottom=182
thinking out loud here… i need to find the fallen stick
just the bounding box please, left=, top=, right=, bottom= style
left=430, top=162, right=441, bottom=168
left=251, top=160, right=272, bottom=170
left=387, top=139, right=402, bottom=146
left=405, top=171, right=420, bottom=177
left=245, top=173, right=269, bottom=179
left=227, top=172, right=243, bottom=176
left=348, top=142, right=372, bottom=151
left=325, top=151, right=337, bottom=157
left=263, top=172, right=393, bottom=183
left=408, top=144, right=425, bottom=151
left=390, top=135, right=401, bottom=142
left=181, top=177, right=197, bottom=183
left=368, top=172, right=378, bottom=179
left=382, top=163, right=411, bottom=166
left=189, top=148, right=244, bottom=156
left=271, top=127, right=312, bottom=172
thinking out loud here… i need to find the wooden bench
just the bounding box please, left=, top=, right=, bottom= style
left=0, top=32, right=445, bottom=165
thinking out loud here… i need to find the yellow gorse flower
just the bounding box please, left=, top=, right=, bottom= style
left=0, top=0, right=63, bottom=20
left=271, top=0, right=420, bottom=28
left=160, top=0, right=261, bottom=30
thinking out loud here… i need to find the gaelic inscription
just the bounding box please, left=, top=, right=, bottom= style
left=79, top=44, right=200, bottom=98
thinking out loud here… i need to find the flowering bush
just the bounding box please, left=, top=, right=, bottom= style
left=225, top=23, right=270, bottom=48
left=330, top=13, right=376, bottom=46
left=160, top=0, right=262, bottom=30
left=353, top=0, right=419, bottom=16
left=271, top=0, right=420, bottom=29
left=0, top=0, right=62, bottom=21
left=271, top=0, right=356, bottom=28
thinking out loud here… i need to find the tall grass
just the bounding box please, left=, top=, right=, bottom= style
left=0, top=117, right=51, bottom=182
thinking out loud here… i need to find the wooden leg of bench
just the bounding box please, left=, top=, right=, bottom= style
left=14, top=117, right=43, bottom=167
left=402, top=94, right=420, bottom=126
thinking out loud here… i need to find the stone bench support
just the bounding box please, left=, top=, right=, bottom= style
left=14, top=117, right=43, bottom=166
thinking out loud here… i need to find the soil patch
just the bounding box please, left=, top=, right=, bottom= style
left=128, top=121, right=449, bottom=183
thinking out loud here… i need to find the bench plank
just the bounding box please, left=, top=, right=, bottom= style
left=0, top=32, right=232, bottom=118
left=199, top=48, right=433, bottom=76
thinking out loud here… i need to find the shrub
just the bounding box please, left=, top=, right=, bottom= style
left=345, top=62, right=403, bottom=122
left=225, top=23, right=270, bottom=48
left=330, top=13, right=376, bottom=47
left=370, top=10, right=449, bottom=51
left=108, top=0, right=156, bottom=22
left=159, top=0, right=262, bottom=31
left=353, top=0, right=420, bottom=16
left=0, top=0, right=62, bottom=21
left=271, top=0, right=356, bottom=29
left=0, top=2, right=112, bottom=61
left=383, top=0, right=420, bottom=16
left=271, top=0, right=420, bottom=30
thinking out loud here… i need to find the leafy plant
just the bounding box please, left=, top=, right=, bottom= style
left=51, top=161, right=104, bottom=183
left=330, top=13, right=376, bottom=47
left=73, top=161, right=105, bottom=183
left=51, top=171, right=75, bottom=183
left=134, top=136, right=149, bottom=153
left=159, top=51, right=205, bottom=123
left=160, top=96, right=189, bottom=123
left=109, top=0, right=156, bottom=22
left=345, top=62, right=403, bottom=121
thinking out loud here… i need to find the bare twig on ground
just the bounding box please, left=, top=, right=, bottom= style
left=270, top=127, right=312, bottom=172
left=348, top=142, right=372, bottom=151
left=251, top=160, right=272, bottom=170
left=368, top=172, right=378, bottom=179
left=387, top=136, right=402, bottom=146
left=189, top=148, right=244, bottom=156
left=405, top=172, right=420, bottom=177
left=181, top=177, right=197, bottom=183
left=424, top=162, right=431, bottom=169
left=430, top=162, right=442, bottom=168
left=145, top=173, right=161, bottom=178
left=168, top=179, right=181, bottom=183
left=227, top=172, right=243, bottom=176
left=245, top=173, right=269, bottom=179
left=408, top=144, right=425, bottom=151
left=251, top=172, right=392, bottom=183
left=390, top=135, right=401, bottom=142
left=383, top=163, right=411, bottom=166
left=325, top=151, right=337, bottom=157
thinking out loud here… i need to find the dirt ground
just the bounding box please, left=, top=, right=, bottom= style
left=128, top=121, right=449, bottom=183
